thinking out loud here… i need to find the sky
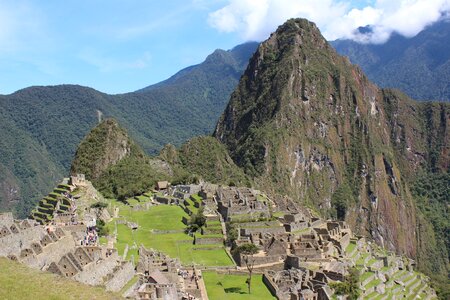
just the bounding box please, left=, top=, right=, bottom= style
left=0, top=0, right=449, bottom=95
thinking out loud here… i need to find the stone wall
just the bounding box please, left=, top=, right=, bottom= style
left=242, top=226, right=285, bottom=236
left=27, top=235, right=76, bottom=269
left=262, top=273, right=279, bottom=298
left=0, top=212, right=14, bottom=227
left=285, top=221, right=308, bottom=232
left=0, top=225, right=46, bottom=257
left=194, top=236, right=223, bottom=245
left=105, top=261, right=135, bottom=292
left=234, top=253, right=281, bottom=267
left=239, top=221, right=280, bottom=228
left=73, top=255, right=119, bottom=285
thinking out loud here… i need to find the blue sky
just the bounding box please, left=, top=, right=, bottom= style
left=0, top=0, right=449, bottom=94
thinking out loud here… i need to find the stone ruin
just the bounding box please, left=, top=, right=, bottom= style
left=70, top=174, right=87, bottom=186
left=216, top=186, right=271, bottom=221
left=128, top=246, right=206, bottom=300
left=263, top=268, right=332, bottom=300
left=0, top=212, right=135, bottom=293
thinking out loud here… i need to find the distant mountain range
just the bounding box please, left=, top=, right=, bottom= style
left=332, top=19, right=450, bottom=101
left=0, top=42, right=258, bottom=217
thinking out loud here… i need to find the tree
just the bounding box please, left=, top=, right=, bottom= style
left=226, top=222, right=238, bottom=245
left=233, top=243, right=259, bottom=294
left=330, top=267, right=360, bottom=300
left=186, top=206, right=206, bottom=233
left=96, top=219, right=110, bottom=237
left=90, top=202, right=108, bottom=209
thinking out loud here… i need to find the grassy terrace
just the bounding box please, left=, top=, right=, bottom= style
left=183, top=197, right=199, bottom=214
left=360, top=271, right=374, bottom=282
left=356, top=252, right=369, bottom=265
left=0, top=258, right=120, bottom=300
left=345, top=241, right=356, bottom=254
left=203, top=271, right=275, bottom=300
left=365, top=278, right=381, bottom=289
left=367, top=258, right=378, bottom=267
left=107, top=200, right=233, bottom=266
left=190, top=194, right=202, bottom=202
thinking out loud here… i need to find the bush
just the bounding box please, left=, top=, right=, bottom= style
left=330, top=267, right=360, bottom=300
left=96, top=219, right=109, bottom=237
left=90, top=202, right=108, bottom=209
left=186, top=207, right=206, bottom=233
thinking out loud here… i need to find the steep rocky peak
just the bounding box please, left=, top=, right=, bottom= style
left=215, top=18, right=376, bottom=150
left=70, top=118, right=136, bottom=181
left=213, top=18, right=431, bottom=261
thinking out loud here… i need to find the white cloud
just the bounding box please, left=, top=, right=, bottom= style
left=208, top=0, right=450, bottom=43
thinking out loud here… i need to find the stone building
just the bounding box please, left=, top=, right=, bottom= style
left=216, top=187, right=271, bottom=221
left=263, top=268, right=330, bottom=300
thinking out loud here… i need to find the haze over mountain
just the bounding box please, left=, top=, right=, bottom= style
left=0, top=42, right=258, bottom=217
left=332, top=19, right=450, bottom=101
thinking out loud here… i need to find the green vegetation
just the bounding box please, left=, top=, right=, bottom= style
left=90, top=202, right=108, bottom=209
left=161, top=136, right=251, bottom=187
left=331, top=183, right=355, bottom=220
left=226, top=222, right=238, bottom=245
left=411, top=171, right=449, bottom=299
left=332, top=20, right=450, bottom=101
left=29, top=182, right=74, bottom=224
left=203, top=271, right=275, bottom=300
left=232, top=244, right=259, bottom=294
left=70, top=119, right=172, bottom=201
left=107, top=202, right=233, bottom=266
left=0, top=257, right=120, bottom=300
left=96, top=219, right=109, bottom=237
left=0, top=42, right=258, bottom=217
left=95, top=155, right=168, bottom=201
left=345, top=241, right=357, bottom=254
left=186, top=206, right=207, bottom=233
left=330, top=267, right=360, bottom=300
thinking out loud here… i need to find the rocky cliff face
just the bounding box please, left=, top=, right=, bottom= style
left=215, top=19, right=449, bottom=261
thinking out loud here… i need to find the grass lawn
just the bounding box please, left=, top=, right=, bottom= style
left=108, top=204, right=233, bottom=266
left=0, top=258, right=120, bottom=300
left=345, top=241, right=356, bottom=254
left=203, top=271, right=275, bottom=300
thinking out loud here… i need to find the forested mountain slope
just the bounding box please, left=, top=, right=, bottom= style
left=0, top=42, right=258, bottom=217
left=332, top=20, right=450, bottom=101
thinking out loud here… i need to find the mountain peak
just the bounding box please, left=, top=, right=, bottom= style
left=214, top=17, right=440, bottom=263
left=70, top=118, right=135, bottom=181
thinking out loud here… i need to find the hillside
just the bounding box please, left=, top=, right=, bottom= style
left=0, top=257, right=121, bottom=300
left=332, top=19, right=450, bottom=101
left=71, top=120, right=246, bottom=201
left=214, top=18, right=449, bottom=287
left=71, top=119, right=173, bottom=201
left=0, top=42, right=258, bottom=217
left=159, top=136, right=250, bottom=187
